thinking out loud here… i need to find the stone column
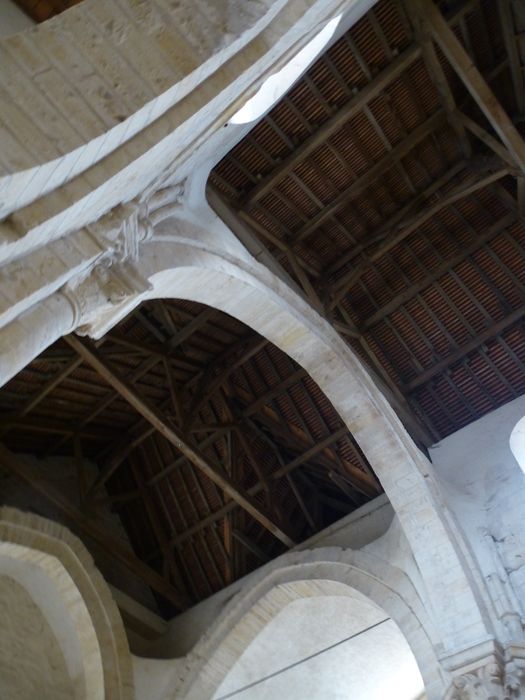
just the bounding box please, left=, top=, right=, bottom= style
left=0, top=292, right=76, bottom=387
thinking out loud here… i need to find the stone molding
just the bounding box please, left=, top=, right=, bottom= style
left=0, top=506, right=134, bottom=699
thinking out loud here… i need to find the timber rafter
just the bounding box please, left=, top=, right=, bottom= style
left=0, top=296, right=377, bottom=607
left=3, top=0, right=525, bottom=613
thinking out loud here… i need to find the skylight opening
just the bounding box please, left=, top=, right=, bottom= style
left=510, top=416, right=525, bottom=472
left=230, top=14, right=342, bottom=125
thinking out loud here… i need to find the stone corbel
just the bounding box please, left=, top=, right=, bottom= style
left=87, top=200, right=153, bottom=264
left=86, top=178, right=185, bottom=256
left=140, top=180, right=186, bottom=226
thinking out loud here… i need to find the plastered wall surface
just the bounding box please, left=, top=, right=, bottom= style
left=0, top=575, right=74, bottom=700
left=210, top=594, right=425, bottom=700
left=430, top=394, right=525, bottom=641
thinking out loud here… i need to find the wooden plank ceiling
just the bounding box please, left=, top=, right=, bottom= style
left=2, top=0, right=524, bottom=615
left=210, top=0, right=525, bottom=442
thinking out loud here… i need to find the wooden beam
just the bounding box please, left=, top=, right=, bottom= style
left=168, top=426, right=352, bottom=547
left=0, top=443, right=186, bottom=609
left=518, top=177, right=525, bottom=218
left=329, top=166, right=510, bottom=308
left=184, top=335, right=268, bottom=429
left=288, top=111, right=448, bottom=247
left=0, top=414, right=121, bottom=442
left=335, top=302, right=433, bottom=447
left=412, top=0, right=525, bottom=172
left=328, top=470, right=361, bottom=505
left=239, top=400, right=378, bottom=496
left=163, top=305, right=216, bottom=349
left=65, top=335, right=295, bottom=548
left=243, top=368, right=308, bottom=418
left=130, top=452, right=191, bottom=605
left=405, top=305, right=525, bottom=391
left=235, top=0, right=481, bottom=214
left=499, top=0, right=525, bottom=115
left=240, top=44, right=422, bottom=205
left=285, top=473, right=317, bottom=531
left=232, top=529, right=270, bottom=563
left=325, top=161, right=466, bottom=279
left=106, top=334, right=201, bottom=372
left=362, top=211, right=517, bottom=328
left=457, top=112, right=519, bottom=168
left=21, top=357, right=83, bottom=416
left=404, top=0, right=471, bottom=157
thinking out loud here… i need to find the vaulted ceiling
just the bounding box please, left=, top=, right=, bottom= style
left=2, top=0, right=524, bottom=617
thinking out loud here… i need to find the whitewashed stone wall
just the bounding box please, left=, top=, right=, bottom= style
left=0, top=507, right=134, bottom=699
left=0, top=575, right=74, bottom=700
left=431, top=395, right=525, bottom=693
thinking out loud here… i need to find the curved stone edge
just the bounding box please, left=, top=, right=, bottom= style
left=175, top=547, right=448, bottom=700
left=0, top=506, right=134, bottom=700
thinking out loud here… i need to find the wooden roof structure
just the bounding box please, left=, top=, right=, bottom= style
left=0, top=300, right=380, bottom=615
left=3, top=0, right=524, bottom=616
left=210, top=0, right=525, bottom=442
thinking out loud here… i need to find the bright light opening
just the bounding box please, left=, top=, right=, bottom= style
left=230, top=14, right=342, bottom=125
left=510, top=416, right=525, bottom=472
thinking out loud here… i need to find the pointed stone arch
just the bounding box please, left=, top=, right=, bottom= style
left=100, top=212, right=492, bottom=657
left=175, top=547, right=446, bottom=699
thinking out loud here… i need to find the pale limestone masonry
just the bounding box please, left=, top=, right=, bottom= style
left=0, top=506, right=134, bottom=699
left=1, top=1, right=525, bottom=698
left=0, top=575, right=75, bottom=699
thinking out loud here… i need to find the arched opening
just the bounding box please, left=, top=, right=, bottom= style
left=510, top=416, right=525, bottom=472
left=0, top=209, right=493, bottom=661
left=0, top=573, right=77, bottom=700
left=176, top=552, right=442, bottom=699
left=0, top=295, right=383, bottom=617
left=211, top=591, right=425, bottom=700
left=0, top=508, right=134, bottom=699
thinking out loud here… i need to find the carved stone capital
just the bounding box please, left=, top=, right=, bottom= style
left=449, top=662, right=505, bottom=700
left=61, top=257, right=151, bottom=338
left=447, top=658, right=525, bottom=700
left=58, top=178, right=185, bottom=338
